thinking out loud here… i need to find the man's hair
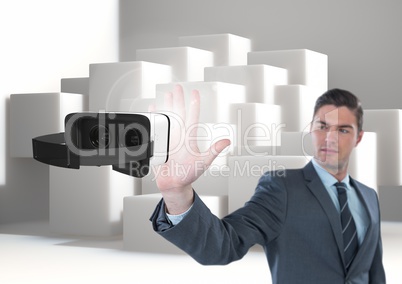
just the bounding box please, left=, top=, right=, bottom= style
left=313, top=88, right=363, bottom=133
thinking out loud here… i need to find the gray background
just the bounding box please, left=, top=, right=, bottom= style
left=1, top=0, right=401, bottom=224
left=120, top=0, right=402, bottom=110
left=119, top=0, right=402, bottom=222
left=120, top=0, right=402, bottom=221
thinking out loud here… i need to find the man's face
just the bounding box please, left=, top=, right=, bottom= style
left=310, top=105, right=363, bottom=174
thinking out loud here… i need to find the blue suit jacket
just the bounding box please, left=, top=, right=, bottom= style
left=151, top=161, right=386, bottom=284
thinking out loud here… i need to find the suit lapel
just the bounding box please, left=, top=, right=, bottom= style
left=350, top=178, right=375, bottom=233
left=303, top=163, right=379, bottom=276
left=302, top=162, right=346, bottom=267
left=346, top=178, right=375, bottom=274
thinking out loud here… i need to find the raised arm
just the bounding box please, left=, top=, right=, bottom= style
left=154, top=84, right=231, bottom=214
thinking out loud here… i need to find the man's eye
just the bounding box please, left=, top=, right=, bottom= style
left=339, top=128, right=349, bottom=134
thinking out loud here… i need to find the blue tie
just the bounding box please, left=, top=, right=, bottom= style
left=334, top=182, right=359, bottom=270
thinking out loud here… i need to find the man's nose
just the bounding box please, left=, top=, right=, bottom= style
left=325, top=129, right=338, bottom=142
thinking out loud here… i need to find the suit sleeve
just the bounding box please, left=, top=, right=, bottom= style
left=368, top=236, right=386, bottom=284
left=150, top=172, right=287, bottom=265
left=369, top=195, right=386, bottom=284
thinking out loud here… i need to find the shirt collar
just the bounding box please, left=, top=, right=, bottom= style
left=311, top=158, right=351, bottom=190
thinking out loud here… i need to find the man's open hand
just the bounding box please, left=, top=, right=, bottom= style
left=154, top=84, right=231, bottom=214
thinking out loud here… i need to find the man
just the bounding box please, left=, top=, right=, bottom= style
left=150, top=85, right=386, bottom=283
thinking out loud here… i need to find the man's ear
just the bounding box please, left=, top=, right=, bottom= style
left=355, top=130, right=364, bottom=147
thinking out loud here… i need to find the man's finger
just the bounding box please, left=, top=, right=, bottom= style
left=173, top=84, right=186, bottom=121
left=164, top=91, right=173, bottom=112
left=202, top=139, right=231, bottom=168
left=187, top=89, right=200, bottom=138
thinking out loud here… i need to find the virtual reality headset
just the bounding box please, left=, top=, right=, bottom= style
left=32, top=112, right=170, bottom=178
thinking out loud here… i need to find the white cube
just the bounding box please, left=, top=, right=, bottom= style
left=89, top=61, right=171, bottom=112
left=61, top=77, right=89, bottom=96
left=248, top=49, right=328, bottom=95
left=364, top=110, right=402, bottom=186
left=156, top=81, right=246, bottom=123
left=61, top=77, right=89, bottom=110
left=10, top=92, right=84, bottom=157
left=50, top=166, right=140, bottom=236
left=230, top=103, right=282, bottom=147
left=136, top=47, right=213, bottom=81
left=280, top=132, right=314, bottom=157
left=348, top=132, right=377, bottom=191
left=179, top=33, right=251, bottom=66
left=274, top=85, right=319, bottom=132
left=228, top=155, right=310, bottom=213
left=141, top=171, right=159, bottom=195
left=123, top=193, right=228, bottom=253
left=205, top=65, right=288, bottom=104
left=128, top=98, right=155, bottom=112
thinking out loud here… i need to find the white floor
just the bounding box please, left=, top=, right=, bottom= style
left=0, top=221, right=401, bottom=284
